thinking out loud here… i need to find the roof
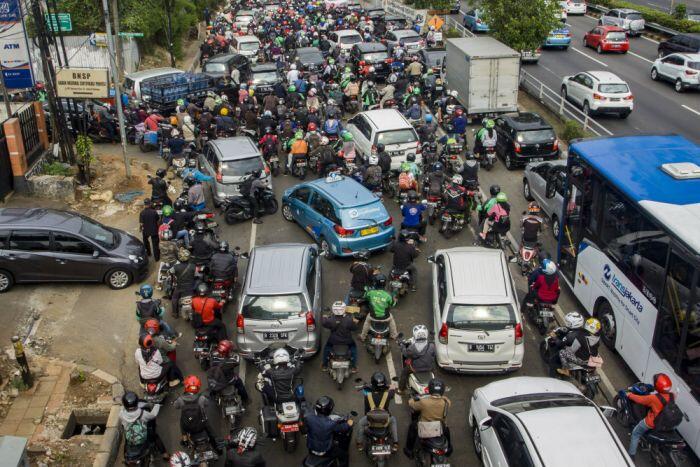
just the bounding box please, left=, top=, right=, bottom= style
left=570, top=135, right=700, bottom=253
left=446, top=37, right=519, bottom=59
left=502, top=112, right=552, bottom=130
left=478, top=377, right=580, bottom=403
left=392, top=29, right=421, bottom=38
left=616, top=8, right=641, bottom=12
left=296, top=47, right=322, bottom=55
left=362, top=109, right=412, bottom=131
left=251, top=63, right=278, bottom=72
left=125, top=67, right=183, bottom=80
left=0, top=208, right=82, bottom=230
left=246, top=243, right=312, bottom=294
left=585, top=70, right=625, bottom=83
left=236, top=10, right=254, bottom=15
left=336, top=29, right=361, bottom=37
left=210, top=137, right=259, bottom=160
left=440, top=247, right=511, bottom=302
left=355, top=42, right=387, bottom=52
left=236, top=35, right=259, bottom=43
left=307, top=176, right=378, bottom=207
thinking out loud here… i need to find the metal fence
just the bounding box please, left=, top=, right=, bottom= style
left=444, top=16, right=474, bottom=38
left=14, top=104, right=43, bottom=166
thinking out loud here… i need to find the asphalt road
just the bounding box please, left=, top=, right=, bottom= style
left=621, top=0, right=700, bottom=13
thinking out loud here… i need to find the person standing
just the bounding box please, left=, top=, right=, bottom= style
left=140, top=199, right=160, bottom=261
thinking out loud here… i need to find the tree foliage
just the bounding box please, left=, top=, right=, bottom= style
left=478, top=0, right=561, bottom=52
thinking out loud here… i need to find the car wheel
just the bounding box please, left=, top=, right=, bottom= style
left=598, top=300, right=617, bottom=349
left=619, top=110, right=630, bottom=119
left=106, top=268, right=132, bottom=290
left=319, top=238, right=334, bottom=260
left=596, top=44, right=602, bottom=54
left=650, top=67, right=659, bottom=81
left=472, top=422, right=483, bottom=459
left=281, top=203, right=294, bottom=221
left=551, top=215, right=560, bottom=238
left=583, top=101, right=591, bottom=116
left=560, top=86, right=568, bottom=102
left=582, top=37, right=588, bottom=48
left=0, top=270, right=14, bottom=293
left=523, top=179, right=534, bottom=201
left=504, top=153, right=514, bottom=170
left=675, top=79, right=684, bottom=93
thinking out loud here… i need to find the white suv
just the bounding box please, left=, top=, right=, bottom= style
left=600, top=8, right=645, bottom=36
left=561, top=71, right=634, bottom=118
left=651, top=53, right=700, bottom=92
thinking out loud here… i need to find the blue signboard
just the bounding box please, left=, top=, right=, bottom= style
left=0, top=0, right=35, bottom=89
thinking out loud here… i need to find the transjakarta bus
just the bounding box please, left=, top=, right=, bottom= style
left=557, top=135, right=700, bottom=456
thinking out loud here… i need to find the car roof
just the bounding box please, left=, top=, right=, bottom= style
left=0, top=208, right=83, bottom=230
left=584, top=70, right=625, bottom=83
left=246, top=243, right=313, bottom=295
left=361, top=109, right=413, bottom=131
left=392, top=29, right=420, bottom=37
left=438, top=247, right=512, bottom=303
left=297, top=47, right=322, bottom=54
left=616, top=8, right=640, bottom=12
left=501, top=112, right=553, bottom=131
left=307, top=176, right=378, bottom=207
left=236, top=35, right=259, bottom=42
left=125, top=67, right=183, bottom=80
left=384, top=15, right=407, bottom=21
left=206, top=53, right=240, bottom=64
left=209, top=137, right=259, bottom=160
left=355, top=42, right=387, bottom=52
left=678, top=53, right=700, bottom=60
left=336, top=29, right=361, bottom=36
left=236, top=9, right=254, bottom=15
left=251, top=63, right=278, bottom=72
left=477, top=377, right=581, bottom=403
left=598, top=25, right=626, bottom=31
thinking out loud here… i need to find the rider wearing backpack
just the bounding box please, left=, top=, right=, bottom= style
left=627, top=373, right=682, bottom=459
left=174, top=375, right=223, bottom=455
left=119, top=391, right=169, bottom=460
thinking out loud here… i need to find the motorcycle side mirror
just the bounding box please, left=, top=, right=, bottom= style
left=92, top=250, right=100, bottom=259
left=478, top=416, right=493, bottom=431
left=319, top=250, right=327, bottom=257
left=426, top=255, right=435, bottom=263
left=599, top=406, right=617, bottom=418
left=350, top=410, right=358, bottom=417
left=508, top=256, right=517, bottom=263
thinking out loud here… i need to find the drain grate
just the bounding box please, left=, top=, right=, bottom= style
left=60, top=410, right=108, bottom=439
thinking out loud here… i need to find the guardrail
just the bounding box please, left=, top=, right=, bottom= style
left=519, top=70, right=614, bottom=137
left=445, top=16, right=474, bottom=38
left=587, top=3, right=680, bottom=37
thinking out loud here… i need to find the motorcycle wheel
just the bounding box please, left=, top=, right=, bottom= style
left=336, top=369, right=345, bottom=390
left=299, top=167, right=306, bottom=180
left=612, top=395, right=631, bottom=426
left=283, top=431, right=298, bottom=453
left=583, top=382, right=597, bottom=399
left=139, top=141, right=149, bottom=153
left=374, top=345, right=383, bottom=364
left=224, top=206, right=246, bottom=225
left=272, top=164, right=279, bottom=177
left=384, top=183, right=396, bottom=199
left=265, top=198, right=279, bottom=215
left=199, top=357, right=209, bottom=371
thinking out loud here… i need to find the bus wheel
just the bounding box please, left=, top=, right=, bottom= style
left=598, top=300, right=617, bottom=350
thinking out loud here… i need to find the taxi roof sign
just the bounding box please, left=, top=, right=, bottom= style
left=325, top=171, right=343, bottom=183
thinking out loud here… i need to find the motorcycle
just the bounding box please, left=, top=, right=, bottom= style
left=480, top=146, right=496, bottom=171
left=210, top=354, right=245, bottom=433
left=291, top=154, right=308, bottom=180
left=302, top=412, right=356, bottom=467
left=517, top=240, right=541, bottom=276
left=364, top=318, right=392, bottom=363
left=438, top=210, right=465, bottom=239
left=193, top=328, right=216, bottom=370
left=524, top=299, right=555, bottom=335
left=183, top=430, right=219, bottom=466
left=389, top=268, right=412, bottom=297
left=381, top=171, right=398, bottom=199
left=354, top=380, right=395, bottom=466
left=425, top=194, right=442, bottom=225
left=141, top=373, right=169, bottom=404
left=222, top=185, right=278, bottom=225
left=398, top=335, right=435, bottom=398
left=327, top=343, right=353, bottom=390
left=614, top=383, right=687, bottom=467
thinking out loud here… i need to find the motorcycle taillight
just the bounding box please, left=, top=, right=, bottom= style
left=147, top=383, right=157, bottom=393
left=435, top=449, right=446, bottom=455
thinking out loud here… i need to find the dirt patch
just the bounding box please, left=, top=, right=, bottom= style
left=65, top=373, right=111, bottom=408
left=29, top=437, right=101, bottom=467
left=0, top=351, right=22, bottom=420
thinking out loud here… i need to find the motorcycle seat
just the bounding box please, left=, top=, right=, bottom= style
left=522, top=239, right=539, bottom=249
left=646, top=430, right=684, bottom=444
left=220, top=384, right=238, bottom=397
left=421, top=434, right=449, bottom=449
left=348, top=289, right=364, bottom=299
left=367, top=426, right=391, bottom=438
left=413, top=371, right=433, bottom=384
left=331, top=345, right=350, bottom=357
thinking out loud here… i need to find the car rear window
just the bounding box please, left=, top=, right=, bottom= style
left=362, top=51, right=389, bottom=62
left=204, top=63, right=227, bottom=73
left=252, top=71, right=279, bottom=84
left=606, top=31, right=627, bottom=41
left=339, top=202, right=387, bottom=228
left=517, top=129, right=556, bottom=144
left=689, top=61, right=700, bottom=70
left=598, top=83, right=629, bottom=93
left=447, top=304, right=516, bottom=331
left=340, top=35, right=361, bottom=44
left=627, top=12, right=643, bottom=20
left=242, top=294, right=305, bottom=320
left=239, top=41, right=259, bottom=51
left=376, top=129, right=418, bottom=145
left=400, top=35, right=421, bottom=43
left=222, top=157, right=264, bottom=177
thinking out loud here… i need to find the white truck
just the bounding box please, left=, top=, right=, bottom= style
left=444, top=37, right=520, bottom=116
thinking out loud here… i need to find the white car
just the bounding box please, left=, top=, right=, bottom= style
left=469, top=377, right=635, bottom=467
left=600, top=8, right=645, bottom=36
left=561, top=70, right=633, bottom=118
left=651, top=53, right=700, bottom=92
left=328, top=29, right=362, bottom=56
left=428, top=247, right=524, bottom=374
left=564, top=0, right=586, bottom=14
left=556, top=1, right=568, bottom=22
left=346, top=109, right=421, bottom=169
left=234, top=10, right=255, bottom=29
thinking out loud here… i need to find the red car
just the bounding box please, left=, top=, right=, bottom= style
left=583, top=26, right=629, bottom=54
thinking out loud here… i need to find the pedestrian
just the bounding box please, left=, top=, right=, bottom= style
left=140, top=198, right=161, bottom=261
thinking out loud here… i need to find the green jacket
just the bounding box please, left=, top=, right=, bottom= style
left=478, top=196, right=497, bottom=212
left=364, top=289, right=396, bottom=319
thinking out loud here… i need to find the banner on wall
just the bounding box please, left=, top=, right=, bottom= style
left=0, top=0, right=35, bottom=89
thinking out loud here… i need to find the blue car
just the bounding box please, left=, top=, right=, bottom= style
left=463, top=9, right=489, bottom=33
left=281, top=174, right=395, bottom=258
left=544, top=27, right=572, bottom=49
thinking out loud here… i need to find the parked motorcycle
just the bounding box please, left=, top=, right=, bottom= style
left=222, top=185, right=278, bottom=225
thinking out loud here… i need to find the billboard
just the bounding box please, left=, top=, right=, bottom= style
left=0, top=0, right=35, bottom=89
left=56, top=68, right=109, bottom=98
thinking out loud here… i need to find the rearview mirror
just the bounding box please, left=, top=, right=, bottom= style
left=478, top=416, right=493, bottom=431
left=426, top=255, right=435, bottom=263
left=240, top=252, right=250, bottom=260
left=600, top=406, right=617, bottom=418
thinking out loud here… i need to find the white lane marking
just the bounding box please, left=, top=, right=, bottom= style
left=571, top=47, right=608, bottom=67
left=584, top=14, right=598, bottom=21
left=641, top=35, right=660, bottom=45
left=238, top=222, right=258, bottom=385
left=627, top=51, right=653, bottom=64
left=249, top=222, right=257, bottom=252
left=682, top=105, right=700, bottom=117
left=385, top=350, right=402, bottom=405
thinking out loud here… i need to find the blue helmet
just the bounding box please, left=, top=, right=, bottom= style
left=139, top=284, right=153, bottom=299
left=425, top=114, right=433, bottom=123
left=542, top=259, right=557, bottom=276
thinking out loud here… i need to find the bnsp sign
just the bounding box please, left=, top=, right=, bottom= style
left=55, top=68, right=110, bottom=98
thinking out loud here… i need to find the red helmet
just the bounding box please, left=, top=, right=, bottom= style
left=143, top=319, right=160, bottom=335
left=216, top=340, right=234, bottom=357
left=184, top=375, right=201, bottom=394
left=455, top=108, right=464, bottom=116
left=139, top=334, right=154, bottom=349
left=654, top=373, right=672, bottom=393
left=307, top=122, right=317, bottom=131
left=35, top=82, right=45, bottom=90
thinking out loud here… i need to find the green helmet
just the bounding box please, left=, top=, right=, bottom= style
left=485, top=119, right=495, bottom=129
left=328, top=58, right=335, bottom=64
left=426, top=69, right=433, bottom=75
left=215, top=97, right=222, bottom=105
left=177, top=99, right=184, bottom=106
left=446, top=137, right=456, bottom=145
left=295, top=130, right=304, bottom=139
left=342, top=131, right=353, bottom=142
left=288, top=84, right=296, bottom=92
left=162, top=205, right=173, bottom=217
left=400, top=162, right=411, bottom=172
left=412, top=87, right=421, bottom=95
left=496, top=192, right=508, bottom=203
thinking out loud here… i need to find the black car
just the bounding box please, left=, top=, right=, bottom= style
left=367, top=7, right=385, bottom=21
left=290, top=47, right=325, bottom=74
left=249, top=63, right=283, bottom=96
left=417, top=48, right=446, bottom=74
left=350, top=42, right=391, bottom=79
left=374, top=15, right=408, bottom=36
left=494, top=112, right=560, bottom=170
left=658, top=33, right=700, bottom=57
left=202, top=53, right=252, bottom=81
left=0, top=208, right=149, bottom=292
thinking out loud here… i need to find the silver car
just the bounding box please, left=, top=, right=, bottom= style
left=198, top=137, right=271, bottom=206
left=236, top=243, right=322, bottom=359
left=522, top=160, right=566, bottom=238
left=384, top=29, right=424, bottom=54
left=600, top=8, right=645, bottom=36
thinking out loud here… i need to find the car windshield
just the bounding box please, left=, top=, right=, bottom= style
left=339, top=202, right=387, bottom=228
left=493, top=393, right=593, bottom=413
left=239, top=42, right=259, bottom=51
left=688, top=13, right=700, bottom=21
left=299, top=52, right=323, bottom=63
left=606, top=31, right=627, bottom=41
left=79, top=217, right=116, bottom=249
left=517, top=129, right=556, bottom=144
left=689, top=61, right=700, bottom=70
left=447, top=304, right=516, bottom=330
left=362, top=51, right=389, bottom=62
left=252, top=71, right=279, bottom=84
left=204, top=63, right=227, bottom=73
left=340, top=35, right=362, bottom=44
left=598, top=83, right=629, bottom=93
left=627, top=12, right=643, bottom=20
left=376, top=129, right=418, bottom=145
left=242, top=294, right=305, bottom=320
left=221, top=157, right=264, bottom=177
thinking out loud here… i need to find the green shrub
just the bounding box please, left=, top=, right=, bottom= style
left=42, top=162, right=72, bottom=177
left=594, top=0, right=700, bottom=33
left=673, top=3, right=687, bottom=20
left=444, top=27, right=463, bottom=38
left=562, top=120, right=585, bottom=143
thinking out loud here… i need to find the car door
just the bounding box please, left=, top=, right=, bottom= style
left=307, top=192, right=339, bottom=242
left=50, top=232, right=106, bottom=281
left=588, top=28, right=601, bottom=47
left=530, top=163, right=551, bottom=208
left=478, top=411, right=510, bottom=467
left=348, top=115, right=372, bottom=157
left=659, top=55, right=680, bottom=79
left=543, top=165, right=566, bottom=221
left=5, top=230, right=54, bottom=281
left=494, top=118, right=510, bottom=156
left=566, top=74, right=585, bottom=103
left=287, top=186, right=313, bottom=230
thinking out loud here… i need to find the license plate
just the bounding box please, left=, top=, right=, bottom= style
left=531, top=157, right=543, bottom=162
left=263, top=332, right=289, bottom=340
left=193, top=347, right=208, bottom=354
left=331, top=360, right=350, bottom=369
left=587, top=374, right=601, bottom=383
left=225, top=405, right=241, bottom=415
left=540, top=310, right=554, bottom=317
left=441, top=215, right=451, bottom=221
left=371, top=337, right=387, bottom=345
left=555, top=34, right=565, bottom=38
left=361, top=226, right=379, bottom=236
left=468, top=344, right=495, bottom=352
left=435, top=86, right=443, bottom=92
left=296, top=162, right=307, bottom=167
left=280, top=423, right=300, bottom=433
left=432, top=464, right=450, bottom=467
left=611, top=45, right=620, bottom=48
left=371, top=444, right=392, bottom=454
left=346, top=305, right=360, bottom=314
left=269, top=156, right=278, bottom=162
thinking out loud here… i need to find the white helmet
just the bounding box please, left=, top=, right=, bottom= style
left=331, top=301, right=346, bottom=316
left=169, top=451, right=191, bottom=467
left=183, top=115, right=192, bottom=124
left=221, top=94, right=229, bottom=102
left=584, top=317, right=601, bottom=335
left=542, top=259, right=557, bottom=275
left=309, top=88, right=317, bottom=96
left=290, top=64, right=297, bottom=70
left=451, top=174, right=463, bottom=185
left=171, top=128, right=180, bottom=137
left=564, top=311, right=584, bottom=330
left=272, top=348, right=290, bottom=365
left=320, top=136, right=329, bottom=145
left=368, top=154, right=379, bottom=165
left=412, top=324, right=429, bottom=341
left=450, top=90, right=458, bottom=97
left=234, top=426, right=258, bottom=451
left=368, top=68, right=375, bottom=75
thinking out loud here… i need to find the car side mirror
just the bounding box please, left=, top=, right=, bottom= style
left=600, top=406, right=617, bottom=418
left=426, top=255, right=435, bottom=263
left=478, top=416, right=493, bottom=431
left=240, top=252, right=250, bottom=260
left=92, top=250, right=100, bottom=258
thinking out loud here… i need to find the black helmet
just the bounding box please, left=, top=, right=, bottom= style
left=370, top=371, right=388, bottom=391
left=373, top=273, right=387, bottom=289
left=155, top=168, right=167, bottom=178
left=407, top=190, right=418, bottom=202
left=196, top=283, right=208, bottom=296
left=432, top=161, right=444, bottom=173
left=428, top=378, right=445, bottom=396
left=173, top=199, right=186, bottom=211
left=429, top=141, right=438, bottom=152
left=184, top=174, right=196, bottom=186
left=251, top=169, right=262, bottom=179
left=489, top=184, right=501, bottom=197
left=194, top=221, right=206, bottom=233
left=407, top=153, right=416, bottom=162
left=122, top=391, right=139, bottom=411
left=353, top=249, right=370, bottom=261
left=398, top=229, right=413, bottom=242
left=219, top=240, right=229, bottom=252
left=314, top=396, right=335, bottom=416
left=376, top=143, right=385, bottom=153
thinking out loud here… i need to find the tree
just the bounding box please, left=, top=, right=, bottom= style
left=478, top=0, right=562, bottom=52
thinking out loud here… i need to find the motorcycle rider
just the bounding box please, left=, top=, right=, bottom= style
left=379, top=79, right=396, bottom=108
left=391, top=230, right=420, bottom=291
left=558, top=317, right=602, bottom=376
left=142, top=319, right=184, bottom=381
left=287, top=130, right=309, bottom=176
left=474, top=118, right=497, bottom=159
left=209, top=241, right=238, bottom=297
left=185, top=175, right=207, bottom=212
left=425, top=162, right=446, bottom=199
left=149, top=168, right=171, bottom=206
left=304, top=396, right=353, bottom=467
left=207, top=340, right=250, bottom=406
left=364, top=154, right=383, bottom=192
left=524, top=259, right=560, bottom=309
left=479, top=191, right=510, bottom=241
left=158, top=228, right=178, bottom=293
left=347, top=249, right=375, bottom=301
left=136, top=284, right=177, bottom=337
left=360, top=274, right=399, bottom=341
left=135, top=334, right=180, bottom=387
left=376, top=143, right=392, bottom=175
left=401, top=191, right=427, bottom=242
left=398, top=325, right=436, bottom=393
left=321, top=301, right=359, bottom=373
left=405, top=56, right=422, bottom=79
left=190, top=221, right=217, bottom=262
left=140, top=198, right=161, bottom=262
left=192, top=283, right=227, bottom=342
left=174, top=375, right=223, bottom=455
left=521, top=202, right=544, bottom=245
left=417, top=114, right=437, bottom=142
left=404, top=378, right=452, bottom=459
left=244, top=169, right=268, bottom=225
left=626, top=373, right=676, bottom=459
left=460, top=155, right=480, bottom=190
left=442, top=174, right=467, bottom=213
left=356, top=371, right=399, bottom=453
left=313, top=137, right=339, bottom=176
left=448, top=108, right=468, bottom=138
left=260, top=348, right=303, bottom=406
left=171, top=248, right=195, bottom=319
left=119, top=391, right=169, bottom=461
left=225, top=426, right=266, bottom=467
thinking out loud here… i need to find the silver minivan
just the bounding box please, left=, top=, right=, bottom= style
left=236, top=243, right=322, bottom=359
left=198, top=137, right=271, bottom=206
left=429, top=247, right=524, bottom=373
left=123, top=67, right=183, bottom=100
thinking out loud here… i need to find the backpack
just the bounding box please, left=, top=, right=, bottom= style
left=158, top=221, right=172, bottom=240
left=180, top=399, right=206, bottom=434
left=263, top=137, right=277, bottom=157
left=136, top=300, right=161, bottom=321
left=398, top=172, right=414, bottom=191
left=240, top=176, right=254, bottom=198
left=366, top=166, right=382, bottom=186
left=654, top=394, right=683, bottom=431
left=125, top=413, right=148, bottom=447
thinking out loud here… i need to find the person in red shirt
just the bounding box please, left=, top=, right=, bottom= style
left=192, top=283, right=227, bottom=341
left=144, top=111, right=164, bottom=132
left=627, top=373, right=673, bottom=458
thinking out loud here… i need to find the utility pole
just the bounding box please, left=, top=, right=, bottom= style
left=100, top=0, right=130, bottom=178
left=111, top=0, right=124, bottom=79
left=0, top=68, right=12, bottom=118
left=164, top=0, right=176, bottom=67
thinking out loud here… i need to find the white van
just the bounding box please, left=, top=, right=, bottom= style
left=429, top=247, right=524, bottom=373
left=328, top=29, right=362, bottom=56
left=123, top=67, right=184, bottom=100
left=233, top=35, right=261, bottom=63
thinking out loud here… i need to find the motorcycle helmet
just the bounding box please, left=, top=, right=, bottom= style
left=241, top=83, right=248, bottom=90
left=376, top=143, right=385, bottom=152
left=489, top=184, right=500, bottom=196
left=373, top=273, right=387, bottom=290
left=235, top=427, right=258, bottom=452
left=368, top=154, right=379, bottom=166
left=412, top=324, right=429, bottom=341
left=450, top=90, right=458, bottom=97
left=367, top=78, right=375, bottom=86
left=162, top=205, right=174, bottom=217
left=428, top=378, right=445, bottom=396
left=653, top=373, right=672, bottom=394
left=429, top=141, right=438, bottom=152
left=542, top=258, right=557, bottom=276
left=354, top=249, right=370, bottom=261
left=290, top=64, right=297, bottom=70
left=184, top=174, right=196, bottom=186
left=407, top=190, right=418, bottom=202
left=251, top=169, right=262, bottom=179
left=584, top=317, right=601, bottom=335
left=272, top=348, right=290, bottom=365
left=143, top=319, right=160, bottom=336
left=187, top=158, right=197, bottom=168
left=432, top=161, right=444, bottom=173
left=184, top=375, right=201, bottom=394
left=156, top=168, right=167, bottom=178
left=425, top=114, right=433, bottom=123
left=400, top=162, right=411, bottom=172
left=412, top=87, right=421, bottom=95
left=485, top=119, right=495, bottom=129
left=407, top=153, right=416, bottom=162
left=320, top=136, right=329, bottom=145
left=527, top=202, right=541, bottom=215
left=139, top=284, right=154, bottom=299
left=194, top=221, right=206, bottom=234
left=139, top=333, right=154, bottom=349
left=564, top=311, right=584, bottom=329
left=342, top=131, right=353, bottom=142
left=196, top=283, right=209, bottom=296
left=331, top=301, right=346, bottom=316
left=295, top=130, right=304, bottom=139
left=218, top=240, right=229, bottom=252
left=216, top=340, right=234, bottom=357
left=370, top=371, right=389, bottom=391
left=451, top=174, right=463, bottom=185
left=496, top=192, right=508, bottom=203
left=308, top=122, right=317, bottom=132
left=314, top=396, right=335, bottom=416
left=173, top=199, right=186, bottom=211
left=220, top=107, right=229, bottom=116
left=122, top=390, right=139, bottom=411
left=455, top=108, right=464, bottom=116
left=288, top=84, right=296, bottom=93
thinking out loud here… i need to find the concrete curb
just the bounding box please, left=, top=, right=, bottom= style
left=90, top=369, right=123, bottom=467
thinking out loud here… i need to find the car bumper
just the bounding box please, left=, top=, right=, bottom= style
left=236, top=339, right=319, bottom=360
left=331, top=227, right=396, bottom=257
left=567, top=5, right=587, bottom=14
left=512, top=151, right=559, bottom=165
left=680, top=80, right=700, bottom=89
left=590, top=103, right=633, bottom=113
left=544, top=37, right=571, bottom=47
left=436, top=344, right=524, bottom=374
left=601, top=43, right=629, bottom=52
